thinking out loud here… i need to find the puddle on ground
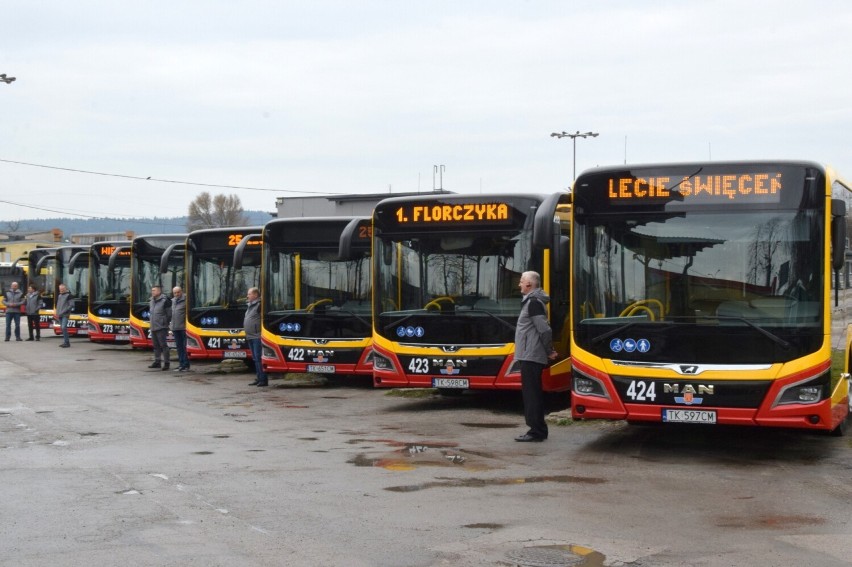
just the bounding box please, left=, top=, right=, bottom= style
left=193, top=451, right=214, bottom=455
left=298, top=437, right=319, bottom=441
left=347, top=441, right=493, bottom=472
left=321, top=396, right=349, bottom=399
left=385, top=474, right=607, bottom=492
left=247, top=449, right=265, bottom=452
left=35, top=411, right=53, bottom=414
left=213, top=434, right=230, bottom=439
left=78, top=432, right=99, bottom=436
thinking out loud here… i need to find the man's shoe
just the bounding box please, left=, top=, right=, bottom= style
left=161, top=365, right=170, bottom=371
left=248, top=381, right=259, bottom=386
left=35, top=338, right=40, bottom=341
left=16, top=338, right=22, bottom=341
left=25, top=338, right=34, bottom=341
left=514, top=434, right=545, bottom=442
left=59, top=343, right=70, bottom=348
left=4, top=339, right=9, bottom=342
left=148, top=362, right=161, bottom=368
left=256, top=382, right=268, bottom=387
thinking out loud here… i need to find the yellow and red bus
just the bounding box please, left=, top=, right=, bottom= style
left=371, top=192, right=572, bottom=393
left=129, top=234, right=186, bottom=349
left=185, top=227, right=262, bottom=361
left=88, top=241, right=132, bottom=343
left=53, top=245, right=90, bottom=336
left=258, top=217, right=373, bottom=377
left=27, top=248, right=57, bottom=328
left=570, top=160, right=852, bottom=434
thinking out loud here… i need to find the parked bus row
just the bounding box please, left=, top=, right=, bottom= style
left=6, top=160, right=850, bottom=436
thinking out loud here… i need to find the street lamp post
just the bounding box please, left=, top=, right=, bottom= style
left=550, top=130, right=599, bottom=180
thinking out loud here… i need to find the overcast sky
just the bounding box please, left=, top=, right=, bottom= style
left=2, top=1, right=851, bottom=223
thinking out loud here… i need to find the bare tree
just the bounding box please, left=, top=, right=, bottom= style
left=187, top=192, right=250, bottom=231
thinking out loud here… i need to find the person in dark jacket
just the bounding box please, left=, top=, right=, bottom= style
left=25, top=285, right=42, bottom=341
left=170, top=286, right=189, bottom=372
left=4, top=281, right=23, bottom=341
left=148, top=285, right=171, bottom=370
left=244, top=287, right=267, bottom=387
left=513, top=271, right=558, bottom=442
left=55, top=283, right=73, bottom=347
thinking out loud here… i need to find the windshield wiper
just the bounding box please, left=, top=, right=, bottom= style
left=463, top=308, right=517, bottom=332
left=610, top=314, right=792, bottom=350
left=323, top=307, right=371, bottom=328
left=715, top=316, right=792, bottom=349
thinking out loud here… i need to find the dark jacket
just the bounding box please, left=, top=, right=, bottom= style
left=25, top=291, right=42, bottom=316
left=149, top=294, right=172, bottom=332
left=514, top=287, right=553, bottom=365
left=170, top=295, right=186, bottom=331
left=244, top=298, right=261, bottom=340
left=55, top=291, right=73, bottom=318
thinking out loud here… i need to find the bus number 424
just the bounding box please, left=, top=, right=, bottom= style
left=626, top=380, right=656, bottom=402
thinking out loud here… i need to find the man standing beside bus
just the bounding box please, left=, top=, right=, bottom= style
left=25, top=285, right=42, bottom=341
left=514, top=271, right=558, bottom=442
left=55, top=283, right=73, bottom=348
left=4, top=281, right=23, bottom=342
left=171, top=286, right=189, bottom=372
left=245, top=287, right=267, bottom=387
left=148, top=285, right=171, bottom=370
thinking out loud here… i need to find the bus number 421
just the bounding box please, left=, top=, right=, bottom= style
left=626, top=380, right=656, bottom=402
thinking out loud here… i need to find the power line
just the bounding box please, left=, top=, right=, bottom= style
left=0, top=158, right=339, bottom=195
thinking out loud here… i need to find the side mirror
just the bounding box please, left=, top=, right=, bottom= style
left=831, top=199, right=846, bottom=272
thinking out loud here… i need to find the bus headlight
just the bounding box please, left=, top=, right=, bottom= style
left=572, top=369, right=609, bottom=399
left=262, top=345, right=277, bottom=359
left=774, top=372, right=829, bottom=406
left=186, top=336, right=201, bottom=349
left=372, top=352, right=396, bottom=372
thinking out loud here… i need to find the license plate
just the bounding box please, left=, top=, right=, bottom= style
left=114, top=335, right=130, bottom=341
left=662, top=409, right=717, bottom=424
left=223, top=350, right=247, bottom=359
left=432, top=378, right=469, bottom=389
left=307, top=364, right=335, bottom=373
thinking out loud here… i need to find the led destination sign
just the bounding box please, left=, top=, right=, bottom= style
left=393, top=202, right=511, bottom=225
left=97, top=246, right=131, bottom=257
left=608, top=173, right=783, bottom=204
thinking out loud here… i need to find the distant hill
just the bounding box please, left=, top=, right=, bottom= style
left=2, top=211, right=275, bottom=238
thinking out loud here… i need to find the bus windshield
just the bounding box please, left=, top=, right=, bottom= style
left=189, top=252, right=261, bottom=328
left=573, top=178, right=824, bottom=364
left=92, top=257, right=131, bottom=303
left=265, top=250, right=371, bottom=338
left=374, top=230, right=531, bottom=345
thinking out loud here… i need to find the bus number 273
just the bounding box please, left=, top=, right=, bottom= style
left=626, top=380, right=656, bottom=402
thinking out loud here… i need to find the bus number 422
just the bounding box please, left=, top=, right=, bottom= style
left=626, top=380, right=656, bottom=402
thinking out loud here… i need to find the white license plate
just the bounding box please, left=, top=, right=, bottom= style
left=662, top=409, right=717, bottom=424
left=223, top=350, right=247, bottom=359
left=432, top=378, right=469, bottom=389
left=307, top=364, right=335, bottom=373
left=114, top=335, right=130, bottom=341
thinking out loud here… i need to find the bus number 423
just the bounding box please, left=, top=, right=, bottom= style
left=626, top=380, right=656, bottom=402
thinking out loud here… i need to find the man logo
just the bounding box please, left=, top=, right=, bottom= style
left=679, top=365, right=700, bottom=374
